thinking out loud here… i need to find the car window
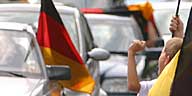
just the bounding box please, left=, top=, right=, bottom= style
left=86, top=15, right=139, bottom=52
left=0, top=30, right=45, bottom=79
left=0, top=11, right=79, bottom=51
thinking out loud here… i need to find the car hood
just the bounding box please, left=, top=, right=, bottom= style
left=0, top=77, right=46, bottom=96
left=100, top=54, right=146, bottom=77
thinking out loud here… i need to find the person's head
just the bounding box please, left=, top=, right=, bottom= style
left=158, top=37, right=183, bottom=74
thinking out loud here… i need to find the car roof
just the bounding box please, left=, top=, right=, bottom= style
left=0, top=22, right=35, bottom=36
left=85, top=14, right=135, bottom=22
left=0, top=3, right=77, bottom=14
left=0, top=3, right=80, bottom=36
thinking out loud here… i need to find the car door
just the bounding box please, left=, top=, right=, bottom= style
left=78, top=13, right=100, bottom=96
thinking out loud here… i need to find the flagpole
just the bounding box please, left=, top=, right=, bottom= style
left=175, top=0, right=181, bottom=16
left=172, top=0, right=181, bottom=37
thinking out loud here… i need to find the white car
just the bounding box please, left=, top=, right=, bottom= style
left=0, top=22, right=71, bottom=96
left=0, top=4, right=110, bottom=96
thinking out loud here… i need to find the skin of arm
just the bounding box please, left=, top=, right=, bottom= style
left=128, top=40, right=146, bottom=92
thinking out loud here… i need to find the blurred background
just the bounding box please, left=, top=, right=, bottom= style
left=1, top=0, right=192, bottom=8
left=0, top=0, right=191, bottom=96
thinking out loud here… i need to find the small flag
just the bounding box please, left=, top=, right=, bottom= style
left=37, top=0, right=95, bottom=94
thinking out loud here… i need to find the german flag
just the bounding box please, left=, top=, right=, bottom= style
left=148, top=7, right=192, bottom=96
left=37, top=0, right=95, bottom=94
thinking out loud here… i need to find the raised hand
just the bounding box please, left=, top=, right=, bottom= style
left=128, top=40, right=146, bottom=55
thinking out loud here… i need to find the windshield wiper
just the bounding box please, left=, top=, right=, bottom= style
left=110, top=51, right=128, bottom=56
left=0, top=70, right=26, bottom=77
left=8, top=72, right=26, bottom=77
left=110, top=51, right=145, bottom=56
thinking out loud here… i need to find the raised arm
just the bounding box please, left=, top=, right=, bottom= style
left=128, top=40, right=146, bottom=92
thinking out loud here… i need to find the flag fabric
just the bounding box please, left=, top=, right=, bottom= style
left=37, top=0, right=95, bottom=94
left=170, top=7, right=192, bottom=96
left=148, top=7, right=192, bottom=96
left=128, top=1, right=160, bottom=41
left=127, top=1, right=153, bottom=21
left=148, top=51, right=180, bottom=96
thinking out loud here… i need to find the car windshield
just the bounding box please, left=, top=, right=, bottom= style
left=154, top=9, right=190, bottom=36
left=86, top=15, right=141, bottom=52
left=0, top=11, right=79, bottom=51
left=0, top=29, right=45, bottom=79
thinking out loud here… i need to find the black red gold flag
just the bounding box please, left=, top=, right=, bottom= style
left=37, top=0, right=95, bottom=94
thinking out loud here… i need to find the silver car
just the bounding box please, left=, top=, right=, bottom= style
left=0, top=4, right=109, bottom=96
left=0, top=22, right=70, bottom=96
left=85, top=14, right=146, bottom=94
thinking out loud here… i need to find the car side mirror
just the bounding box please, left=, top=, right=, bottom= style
left=46, top=65, right=71, bottom=80
left=88, top=48, right=110, bottom=61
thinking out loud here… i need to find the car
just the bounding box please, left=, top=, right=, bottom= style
left=84, top=14, right=146, bottom=95
left=0, top=22, right=71, bottom=96
left=0, top=3, right=110, bottom=96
